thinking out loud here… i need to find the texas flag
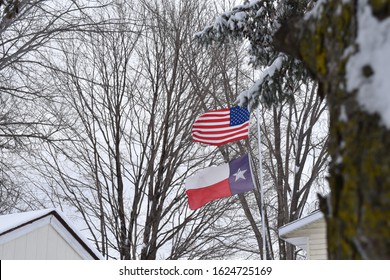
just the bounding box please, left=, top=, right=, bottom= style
left=185, top=154, right=255, bottom=210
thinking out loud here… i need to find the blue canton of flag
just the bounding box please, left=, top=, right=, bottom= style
left=230, top=106, right=250, bottom=126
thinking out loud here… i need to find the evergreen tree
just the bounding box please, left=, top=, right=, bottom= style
left=195, top=0, right=312, bottom=107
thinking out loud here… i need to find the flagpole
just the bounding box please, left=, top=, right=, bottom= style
left=256, top=106, right=267, bottom=260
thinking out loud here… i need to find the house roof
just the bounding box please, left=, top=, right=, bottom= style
left=279, top=210, right=324, bottom=238
left=0, top=209, right=104, bottom=260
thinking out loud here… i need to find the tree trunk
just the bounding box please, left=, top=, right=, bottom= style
left=274, top=1, right=390, bottom=259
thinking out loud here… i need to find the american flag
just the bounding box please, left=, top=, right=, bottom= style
left=192, top=106, right=250, bottom=146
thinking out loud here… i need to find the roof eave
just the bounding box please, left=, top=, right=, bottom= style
left=279, top=210, right=324, bottom=238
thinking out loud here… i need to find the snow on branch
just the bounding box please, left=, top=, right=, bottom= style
left=237, top=55, right=286, bottom=108
left=195, top=0, right=312, bottom=108
left=194, top=0, right=265, bottom=45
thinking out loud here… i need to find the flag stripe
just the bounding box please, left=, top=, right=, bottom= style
left=185, top=163, right=229, bottom=190
left=194, top=114, right=230, bottom=122
left=193, top=133, right=249, bottom=144
left=194, top=115, right=230, bottom=121
left=193, top=133, right=249, bottom=146
left=186, top=179, right=231, bottom=210
left=193, top=130, right=249, bottom=144
left=192, top=122, right=249, bottom=136
left=192, top=120, right=248, bottom=131
left=192, top=121, right=231, bottom=127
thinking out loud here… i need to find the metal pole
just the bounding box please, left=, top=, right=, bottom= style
left=256, top=106, right=267, bottom=260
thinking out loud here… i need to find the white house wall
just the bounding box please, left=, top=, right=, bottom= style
left=307, top=219, right=327, bottom=260
left=0, top=224, right=83, bottom=260
left=285, top=218, right=327, bottom=260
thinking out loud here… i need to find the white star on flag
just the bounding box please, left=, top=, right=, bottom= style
left=233, top=168, right=247, bottom=181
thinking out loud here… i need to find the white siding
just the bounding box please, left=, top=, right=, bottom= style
left=1, top=239, right=16, bottom=259
left=308, top=219, right=327, bottom=260
left=0, top=224, right=83, bottom=260
left=281, top=218, right=327, bottom=260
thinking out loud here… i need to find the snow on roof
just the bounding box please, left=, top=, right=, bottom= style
left=0, top=209, right=104, bottom=260
left=278, top=210, right=324, bottom=238
left=0, top=208, right=53, bottom=234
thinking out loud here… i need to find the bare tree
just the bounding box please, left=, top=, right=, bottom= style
left=255, top=82, right=328, bottom=259
left=0, top=0, right=116, bottom=213
left=22, top=0, right=260, bottom=260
